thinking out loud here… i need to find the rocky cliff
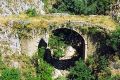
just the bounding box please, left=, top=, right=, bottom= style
left=0, top=0, right=45, bottom=16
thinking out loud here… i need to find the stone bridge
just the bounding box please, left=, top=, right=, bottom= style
left=19, top=21, right=106, bottom=60
left=0, top=20, right=108, bottom=62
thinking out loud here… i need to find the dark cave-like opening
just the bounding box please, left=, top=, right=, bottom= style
left=38, top=28, right=85, bottom=70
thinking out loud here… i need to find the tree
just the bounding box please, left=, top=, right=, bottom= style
left=52, top=0, right=114, bottom=15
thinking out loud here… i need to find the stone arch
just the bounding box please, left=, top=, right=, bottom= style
left=52, top=28, right=85, bottom=59
left=38, top=28, right=86, bottom=70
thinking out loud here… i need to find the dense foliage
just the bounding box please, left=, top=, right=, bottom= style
left=52, top=0, right=115, bottom=15
left=37, top=59, right=53, bottom=80
left=86, top=55, right=119, bottom=80
left=1, top=68, right=20, bottom=80
left=97, top=56, right=109, bottom=71
left=69, top=59, right=94, bottom=80
left=107, top=27, right=120, bottom=52
left=37, top=46, right=53, bottom=80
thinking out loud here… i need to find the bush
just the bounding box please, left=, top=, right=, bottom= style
left=48, top=35, right=66, bottom=58
left=106, top=27, right=120, bottom=52
left=38, top=47, right=46, bottom=58
left=111, top=75, right=120, bottom=80
left=98, top=68, right=111, bottom=80
left=69, top=59, right=94, bottom=80
left=37, top=46, right=53, bottom=80
left=37, top=59, right=53, bottom=80
left=1, top=68, right=20, bottom=80
left=97, top=56, right=109, bottom=71
left=26, top=7, right=37, bottom=17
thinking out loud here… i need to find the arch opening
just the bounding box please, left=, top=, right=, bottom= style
left=38, top=28, right=85, bottom=70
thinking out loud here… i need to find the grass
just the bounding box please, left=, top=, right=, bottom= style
left=0, top=14, right=118, bottom=30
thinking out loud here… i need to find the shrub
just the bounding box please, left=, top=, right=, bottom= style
left=111, top=75, right=120, bottom=80
left=53, top=48, right=64, bottom=58
left=1, top=68, right=20, bottom=80
left=69, top=59, right=94, bottom=80
left=86, top=55, right=97, bottom=70
left=37, top=46, right=53, bottom=80
left=97, top=56, right=109, bottom=71
left=48, top=35, right=66, bottom=58
left=79, top=27, right=88, bottom=35
left=37, top=59, right=53, bottom=80
left=38, top=47, right=46, bottom=58
left=106, top=27, right=120, bottom=52
left=26, top=7, right=37, bottom=17
left=98, top=68, right=111, bottom=80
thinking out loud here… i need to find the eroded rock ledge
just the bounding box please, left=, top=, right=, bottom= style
left=0, top=0, right=45, bottom=16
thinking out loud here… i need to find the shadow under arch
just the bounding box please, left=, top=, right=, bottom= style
left=38, top=28, right=85, bottom=70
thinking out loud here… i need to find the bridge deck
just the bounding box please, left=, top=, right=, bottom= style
left=0, top=14, right=118, bottom=30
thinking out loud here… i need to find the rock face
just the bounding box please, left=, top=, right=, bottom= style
left=60, top=46, right=76, bottom=60
left=0, top=22, right=21, bottom=55
left=0, top=0, right=45, bottom=16
left=111, top=2, right=120, bottom=23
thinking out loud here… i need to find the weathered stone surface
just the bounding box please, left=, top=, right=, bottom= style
left=111, top=2, right=120, bottom=23
left=60, top=46, right=76, bottom=60
left=0, top=22, right=21, bottom=55
left=0, top=0, right=45, bottom=16
left=52, top=69, right=69, bottom=79
left=11, top=60, right=19, bottom=68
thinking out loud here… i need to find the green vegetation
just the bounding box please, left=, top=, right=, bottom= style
left=1, top=68, right=20, bottom=80
left=37, top=46, right=53, bottom=80
left=0, top=49, right=53, bottom=80
left=0, top=25, right=119, bottom=80
left=107, top=27, right=120, bottom=52
left=26, top=7, right=37, bottom=17
left=86, top=55, right=117, bottom=80
left=37, top=59, right=53, bottom=80
left=38, top=47, right=46, bottom=58
left=97, top=56, right=111, bottom=80
left=51, top=0, right=115, bottom=15
left=97, top=56, right=109, bottom=71
left=69, top=59, right=94, bottom=80
left=48, top=35, right=67, bottom=58
left=111, top=75, right=120, bottom=80
left=0, top=51, right=20, bottom=80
